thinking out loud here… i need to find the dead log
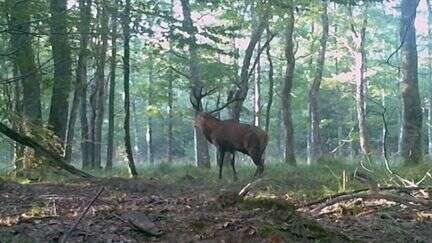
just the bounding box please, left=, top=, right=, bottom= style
left=0, top=121, right=94, bottom=178
left=301, top=185, right=431, bottom=208
left=309, top=192, right=431, bottom=214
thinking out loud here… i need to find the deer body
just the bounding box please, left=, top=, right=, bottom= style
left=195, top=112, right=268, bottom=180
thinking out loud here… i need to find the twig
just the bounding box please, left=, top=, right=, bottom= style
left=60, top=187, right=105, bottom=243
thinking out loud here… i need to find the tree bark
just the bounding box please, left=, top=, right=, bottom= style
left=180, top=0, right=210, bottom=168
left=282, top=2, right=296, bottom=165
left=166, top=0, right=175, bottom=164
left=350, top=7, right=370, bottom=159
left=8, top=0, right=42, bottom=125
left=308, top=0, right=328, bottom=164
left=65, top=0, right=92, bottom=163
left=253, top=41, right=261, bottom=127
left=228, top=7, right=266, bottom=121
left=93, top=2, right=109, bottom=169
left=146, top=56, right=154, bottom=164
left=427, top=0, right=432, bottom=157
left=8, top=0, right=43, bottom=173
left=48, top=0, right=72, bottom=143
left=77, top=0, right=92, bottom=169
left=106, top=1, right=118, bottom=171
left=264, top=26, right=274, bottom=134
left=400, top=0, right=422, bottom=164
left=122, top=0, right=138, bottom=177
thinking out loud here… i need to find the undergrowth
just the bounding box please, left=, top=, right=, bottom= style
left=1, top=158, right=432, bottom=201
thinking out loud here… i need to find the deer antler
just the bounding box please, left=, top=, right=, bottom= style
left=208, top=96, right=243, bottom=114
left=190, top=87, right=219, bottom=112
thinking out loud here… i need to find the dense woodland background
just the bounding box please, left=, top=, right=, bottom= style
left=0, top=0, right=430, bottom=176
left=4, top=0, right=432, bottom=242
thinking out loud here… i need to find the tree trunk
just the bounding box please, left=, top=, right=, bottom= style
left=122, top=0, right=138, bottom=177
left=351, top=8, right=370, bottom=159
left=93, top=2, right=109, bottom=169
left=166, top=0, right=175, bottom=164
left=264, top=26, right=274, bottom=134
left=132, top=99, right=144, bottom=162
left=282, top=2, right=296, bottom=165
left=8, top=0, right=43, bottom=173
left=381, top=90, right=386, bottom=157
left=146, top=57, right=154, bottom=164
left=48, top=0, right=72, bottom=143
left=400, top=0, right=422, bottom=164
left=253, top=42, right=261, bottom=127
left=106, top=1, right=118, bottom=171
left=12, top=64, right=24, bottom=169
left=76, top=0, right=92, bottom=169
left=8, top=0, right=42, bottom=125
left=167, top=68, right=174, bottom=163
left=228, top=8, right=266, bottom=121
left=308, top=1, right=328, bottom=164
left=427, top=0, right=432, bottom=157
left=180, top=0, right=210, bottom=168
left=65, top=0, right=92, bottom=163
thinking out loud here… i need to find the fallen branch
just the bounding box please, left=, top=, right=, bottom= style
left=60, top=187, right=105, bottom=243
left=0, top=121, right=93, bottom=178
left=301, top=185, right=431, bottom=208
left=310, top=192, right=431, bottom=214
left=238, top=178, right=263, bottom=198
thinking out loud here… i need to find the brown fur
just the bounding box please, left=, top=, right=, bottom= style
left=194, top=112, right=268, bottom=179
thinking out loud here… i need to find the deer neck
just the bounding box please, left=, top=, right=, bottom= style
left=202, top=119, right=220, bottom=142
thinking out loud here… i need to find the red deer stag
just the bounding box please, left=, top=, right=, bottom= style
left=190, top=88, right=268, bottom=180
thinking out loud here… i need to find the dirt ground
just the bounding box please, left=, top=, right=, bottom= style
left=1, top=177, right=431, bottom=242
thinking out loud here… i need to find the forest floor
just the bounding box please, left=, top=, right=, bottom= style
left=1, top=161, right=432, bottom=242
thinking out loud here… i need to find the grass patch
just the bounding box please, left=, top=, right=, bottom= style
left=2, top=158, right=432, bottom=202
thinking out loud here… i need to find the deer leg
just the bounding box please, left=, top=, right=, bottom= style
left=230, top=152, right=237, bottom=181
left=252, top=154, right=264, bottom=177
left=218, top=150, right=225, bottom=180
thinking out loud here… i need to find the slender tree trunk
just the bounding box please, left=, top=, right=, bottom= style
left=351, top=9, right=370, bottom=159
left=147, top=57, right=154, bottom=164
left=229, top=9, right=266, bottom=121
left=337, top=126, right=343, bottom=156
left=167, top=68, right=174, bottom=163
left=122, top=0, right=138, bottom=177
left=12, top=63, right=24, bottom=169
left=106, top=1, right=118, bottom=171
left=166, top=0, right=174, bottom=164
left=180, top=0, right=210, bottom=167
left=264, top=27, right=274, bottom=134
left=253, top=42, right=261, bottom=127
left=78, top=0, right=92, bottom=169
left=381, top=90, right=386, bottom=157
left=93, top=2, right=109, bottom=169
left=282, top=2, right=296, bottom=165
left=400, top=0, right=422, bottom=164
left=308, top=1, right=328, bottom=164
left=48, top=0, right=72, bottom=143
left=427, top=0, right=432, bottom=156
left=428, top=100, right=432, bottom=157
left=65, top=0, right=92, bottom=162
